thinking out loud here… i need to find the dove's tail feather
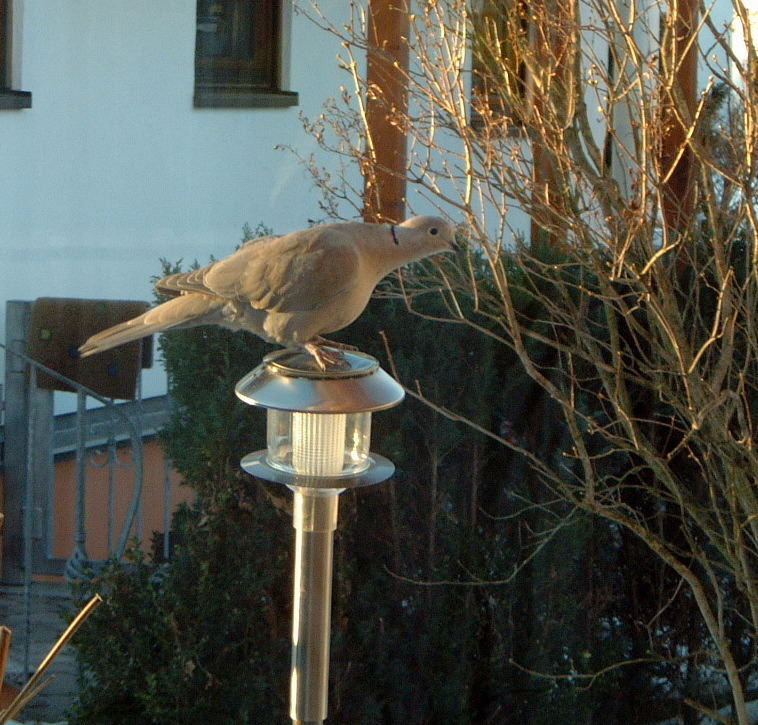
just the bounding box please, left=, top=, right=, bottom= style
left=78, top=316, right=170, bottom=357
left=78, top=294, right=218, bottom=358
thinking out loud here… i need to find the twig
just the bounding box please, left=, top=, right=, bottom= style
left=0, top=593, right=103, bottom=724
left=508, top=653, right=689, bottom=692
left=683, top=697, right=733, bottom=725
left=0, top=628, right=11, bottom=687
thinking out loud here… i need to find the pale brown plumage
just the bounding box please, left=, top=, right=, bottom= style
left=78, top=216, right=456, bottom=369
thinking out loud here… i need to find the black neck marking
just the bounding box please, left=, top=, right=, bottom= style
left=390, top=224, right=400, bottom=246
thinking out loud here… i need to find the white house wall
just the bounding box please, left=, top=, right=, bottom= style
left=729, top=0, right=758, bottom=84
left=1, top=0, right=748, bottom=404
left=0, top=0, right=352, bottom=400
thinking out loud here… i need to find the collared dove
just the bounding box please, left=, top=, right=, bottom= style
left=78, top=215, right=456, bottom=369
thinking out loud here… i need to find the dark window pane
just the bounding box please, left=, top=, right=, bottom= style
left=195, top=0, right=277, bottom=90
left=0, top=0, right=7, bottom=87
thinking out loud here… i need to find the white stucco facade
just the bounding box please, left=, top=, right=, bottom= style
left=0, top=0, right=351, bottom=398
left=0, top=0, right=751, bottom=402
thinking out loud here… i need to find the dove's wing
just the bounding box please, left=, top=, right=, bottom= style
left=159, top=226, right=362, bottom=313
left=155, top=234, right=281, bottom=298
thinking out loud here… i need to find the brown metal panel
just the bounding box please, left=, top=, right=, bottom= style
left=26, top=298, right=152, bottom=400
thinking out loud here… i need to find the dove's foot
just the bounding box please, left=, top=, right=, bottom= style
left=304, top=341, right=349, bottom=371
left=312, top=336, right=358, bottom=352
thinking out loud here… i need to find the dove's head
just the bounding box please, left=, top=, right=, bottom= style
left=396, top=215, right=458, bottom=260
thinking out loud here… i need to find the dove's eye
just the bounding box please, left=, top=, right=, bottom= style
left=429, top=227, right=439, bottom=235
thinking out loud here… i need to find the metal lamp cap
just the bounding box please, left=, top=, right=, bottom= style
left=235, top=347, right=405, bottom=414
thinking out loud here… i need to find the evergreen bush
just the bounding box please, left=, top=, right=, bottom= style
left=69, top=238, right=662, bottom=723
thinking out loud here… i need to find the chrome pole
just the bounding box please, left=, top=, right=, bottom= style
left=289, top=488, right=341, bottom=724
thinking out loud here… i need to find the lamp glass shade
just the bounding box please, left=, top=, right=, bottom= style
left=266, top=409, right=372, bottom=477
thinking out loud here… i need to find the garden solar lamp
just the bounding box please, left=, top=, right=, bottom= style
left=235, top=348, right=404, bottom=725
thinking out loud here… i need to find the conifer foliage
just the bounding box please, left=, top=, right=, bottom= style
left=70, top=251, right=675, bottom=723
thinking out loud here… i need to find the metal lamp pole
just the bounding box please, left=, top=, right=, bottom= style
left=235, top=348, right=404, bottom=725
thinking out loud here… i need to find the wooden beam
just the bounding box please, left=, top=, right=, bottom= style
left=529, top=0, right=573, bottom=247
left=364, top=0, right=409, bottom=223
left=659, top=0, right=698, bottom=238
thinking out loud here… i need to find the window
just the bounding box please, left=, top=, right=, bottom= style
left=0, top=0, right=31, bottom=109
left=470, top=0, right=530, bottom=129
left=194, top=0, right=297, bottom=108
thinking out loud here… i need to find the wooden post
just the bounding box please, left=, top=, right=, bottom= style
left=659, top=0, right=698, bottom=239
left=529, top=0, right=573, bottom=247
left=364, top=0, right=409, bottom=223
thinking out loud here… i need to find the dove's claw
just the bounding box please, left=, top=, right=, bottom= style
left=312, top=336, right=358, bottom=352
left=304, top=342, right=349, bottom=371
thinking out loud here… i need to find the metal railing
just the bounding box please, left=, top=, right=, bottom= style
left=1, top=342, right=146, bottom=576
left=1, top=339, right=156, bottom=678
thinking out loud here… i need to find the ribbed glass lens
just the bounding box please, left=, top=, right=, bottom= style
left=266, top=409, right=372, bottom=477
left=292, top=412, right=346, bottom=476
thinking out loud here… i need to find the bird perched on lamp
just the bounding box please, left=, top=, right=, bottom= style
left=78, top=215, right=456, bottom=370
